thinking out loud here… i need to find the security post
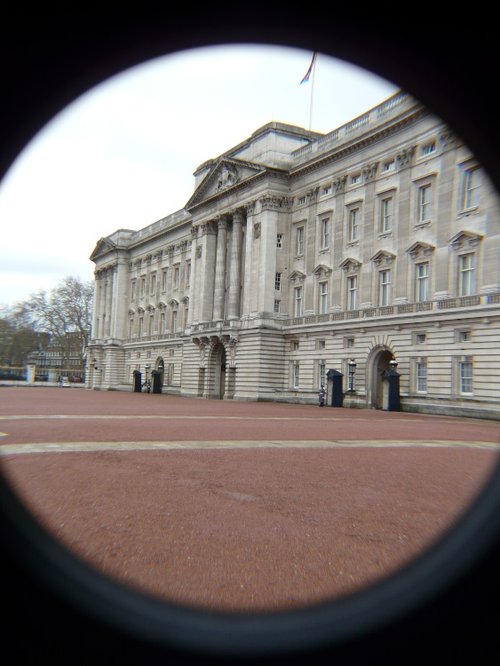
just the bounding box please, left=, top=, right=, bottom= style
left=132, top=369, right=142, bottom=392
left=326, top=368, right=343, bottom=407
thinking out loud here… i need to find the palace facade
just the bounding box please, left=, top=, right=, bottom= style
left=88, top=91, right=500, bottom=418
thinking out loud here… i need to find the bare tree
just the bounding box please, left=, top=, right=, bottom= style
left=21, top=276, right=94, bottom=365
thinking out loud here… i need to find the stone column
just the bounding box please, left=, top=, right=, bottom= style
left=242, top=201, right=256, bottom=315
left=110, top=253, right=130, bottom=339
left=213, top=216, right=228, bottom=321
left=105, top=266, right=115, bottom=337
left=198, top=221, right=217, bottom=322
left=228, top=209, right=244, bottom=319
left=92, top=271, right=102, bottom=339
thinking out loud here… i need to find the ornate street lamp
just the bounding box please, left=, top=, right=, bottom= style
left=347, top=358, right=357, bottom=392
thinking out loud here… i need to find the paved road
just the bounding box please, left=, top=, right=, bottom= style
left=1, top=386, right=498, bottom=612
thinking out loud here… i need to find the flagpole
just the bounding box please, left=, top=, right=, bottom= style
left=309, top=54, right=316, bottom=130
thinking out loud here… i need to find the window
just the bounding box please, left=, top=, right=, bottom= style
left=458, top=253, right=475, bottom=296
left=318, top=361, right=326, bottom=388
left=297, top=196, right=306, bottom=205
left=417, top=184, right=432, bottom=223
left=460, top=359, right=473, bottom=394
left=276, top=233, right=283, bottom=248
left=457, top=329, right=471, bottom=342
left=350, top=173, right=361, bottom=185
left=344, top=336, right=355, bottom=348
left=415, top=332, right=427, bottom=344
left=131, top=280, right=136, bottom=301
left=382, top=160, right=395, bottom=172
left=173, top=266, right=180, bottom=289
left=150, top=273, right=156, bottom=295
left=416, top=359, right=427, bottom=392
left=319, top=281, right=328, bottom=314
left=275, top=272, right=282, bottom=291
left=415, top=262, right=430, bottom=302
left=347, top=275, right=357, bottom=310
left=160, top=311, right=166, bottom=333
left=138, top=316, right=144, bottom=337
left=321, top=185, right=332, bottom=196
left=379, top=196, right=393, bottom=233
left=274, top=299, right=281, bottom=313
left=292, top=362, right=300, bottom=389
left=149, top=314, right=154, bottom=335
left=420, top=141, right=436, bottom=156
left=348, top=207, right=360, bottom=242
left=461, top=167, right=481, bottom=209
left=296, top=226, right=304, bottom=255
left=320, top=217, right=329, bottom=249
left=140, top=277, right=146, bottom=296
left=172, top=309, right=178, bottom=332
left=162, top=269, right=168, bottom=292
left=185, top=262, right=191, bottom=287
left=379, top=269, right=391, bottom=306
left=294, top=286, right=303, bottom=316
left=317, top=339, right=326, bottom=350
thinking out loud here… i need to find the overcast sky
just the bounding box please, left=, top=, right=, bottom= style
left=0, top=44, right=398, bottom=307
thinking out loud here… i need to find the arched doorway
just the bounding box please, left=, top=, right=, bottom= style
left=367, top=346, right=396, bottom=409
left=208, top=342, right=226, bottom=399
left=155, top=358, right=164, bottom=386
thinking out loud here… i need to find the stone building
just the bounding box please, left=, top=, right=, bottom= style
left=88, top=91, right=500, bottom=418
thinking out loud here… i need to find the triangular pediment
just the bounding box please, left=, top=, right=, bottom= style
left=185, top=157, right=266, bottom=210
left=406, top=241, right=435, bottom=258
left=289, top=270, right=306, bottom=283
left=89, top=237, right=116, bottom=262
left=371, top=250, right=396, bottom=265
left=313, top=263, right=332, bottom=278
left=340, top=257, right=362, bottom=272
left=449, top=230, right=483, bottom=249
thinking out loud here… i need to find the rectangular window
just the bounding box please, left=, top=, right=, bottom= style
left=172, top=310, right=178, bottom=332
left=140, top=277, right=146, bottom=296
left=162, top=269, right=168, bottom=292
left=418, top=184, right=432, bottom=222
left=382, top=160, right=395, bottom=172
left=160, top=311, right=165, bottom=333
left=415, top=262, right=430, bottom=302
left=320, top=217, right=329, bottom=249
left=379, top=269, right=391, bottom=306
left=273, top=299, right=281, bottom=313
left=275, top=272, right=282, bottom=291
left=293, top=361, right=300, bottom=389
left=296, top=226, right=304, bottom=255
left=276, top=233, right=283, bottom=248
left=348, top=208, right=359, bottom=242
left=294, top=286, right=303, bottom=317
left=322, top=185, right=332, bottom=196
left=131, top=280, right=136, bottom=301
left=347, top=275, right=357, bottom=310
left=173, top=266, right=180, bottom=289
left=458, top=253, right=475, bottom=296
left=149, top=314, right=154, bottom=335
left=420, top=141, right=436, bottom=156
left=462, top=167, right=481, bottom=209
left=150, top=273, right=156, bottom=295
left=416, top=360, right=427, bottom=392
left=380, top=197, right=393, bottom=233
left=319, top=281, right=328, bottom=314
left=460, top=360, right=473, bottom=394
left=350, top=173, right=361, bottom=185
left=185, top=262, right=191, bottom=287
left=319, top=361, right=326, bottom=388
left=138, top=317, right=144, bottom=337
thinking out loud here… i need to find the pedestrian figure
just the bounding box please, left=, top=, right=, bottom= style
left=319, top=384, right=326, bottom=407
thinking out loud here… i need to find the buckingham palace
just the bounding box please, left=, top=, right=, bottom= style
left=87, top=91, right=500, bottom=418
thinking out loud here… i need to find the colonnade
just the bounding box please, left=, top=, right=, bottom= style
left=190, top=208, right=245, bottom=324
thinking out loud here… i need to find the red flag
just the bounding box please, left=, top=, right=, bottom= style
left=300, top=52, right=317, bottom=84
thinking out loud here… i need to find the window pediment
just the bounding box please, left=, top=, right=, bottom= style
left=340, top=257, right=361, bottom=273
left=371, top=250, right=396, bottom=266
left=406, top=241, right=435, bottom=259
left=449, top=230, right=482, bottom=250
left=289, top=270, right=306, bottom=284
left=313, top=264, right=332, bottom=279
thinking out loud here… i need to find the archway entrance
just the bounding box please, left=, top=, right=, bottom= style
left=368, top=347, right=395, bottom=409
left=156, top=358, right=164, bottom=385
left=209, top=343, right=226, bottom=399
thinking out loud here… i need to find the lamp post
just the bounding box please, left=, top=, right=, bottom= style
left=347, top=359, right=357, bottom=392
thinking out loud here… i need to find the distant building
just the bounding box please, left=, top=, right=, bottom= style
left=88, top=92, right=500, bottom=418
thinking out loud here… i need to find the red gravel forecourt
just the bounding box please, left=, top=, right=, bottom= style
left=1, top=386, right=498, bottom=612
